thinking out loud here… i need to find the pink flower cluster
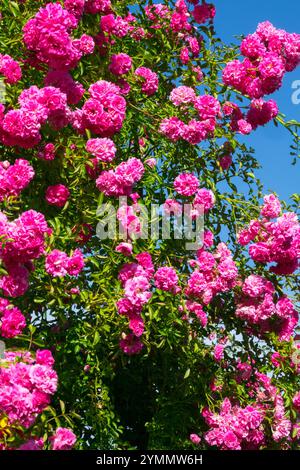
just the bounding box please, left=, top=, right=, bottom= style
left=213, top=342, right=225, bottom=362
left=119, top=332, right=144, bottom=356
left=64, top=0, right=86, bottom=19
left=74, top=80, right=126, bottom=137
left=45, top=184, right=70, bottom=208
left=252, top=373, right=294, bottom=444
left=194, top=95, right=221, bottom=120
left=203, top=398, right=265, bottom=450
left=236, top=275, right=298, bottom=341
left=272, top=395, right=292, bottom=442
left=115, top=242, right=133, bottom=257
left=144, top=3, right=172, bottom=32
left=45, top=249, right=84, bottom=277
left=84, top=0, right=111, bottom=15
left=186, top=243, right=238, bottom=305
left=0, top=159, right=34, bottom=202
left=23, top=3, right=94, bottom=70
left=192, top=3, right=216, bottom=25
left=18, top=426, right=76, bottom=451
left=154, top=266, right=180, bottom=294
left=86, top=138, right=116, bottom=162
left=170, top=0, right=203, bottom=64
left=145, top=3, right=170, bottom=23
left=109, top=53, right=132, bottom=76
left=170, top=86, right=196, bottom=107
left=187, top=37, right=202, bottom=59
left=223, top=99, right=278, bottom=135
left=160, top=93, right=220, bottom=145
left=117, top=252, right=154, bottom=353
left=260, top=193, right=282, bottom=219
left=0, top=350, right=57, bottom=428
left=18, top=437, right=45, bottom=451
left=96, top=157, right=144, bottom=197
left=38, top=143, right=56, bottom=161
left=44, top=70, right=85, bottom=105
left=145, top=0, right=202, bottom=67
left=100, top=13, right=131, bottom=38
left=163, top=199, right=182, bottom=216
left=254, top=371, right=281, bottom=401
left=50, top=427, right=77, bottom=450
left=184, top=300, right=208, bottom=327
left=117, top=204, right=142, bottom=239
left=97, top=12, right=146, bottom=52
left=145, top=1, right=213, bottom=33
left=246, top=99, right=279, bottom=129
left=0, top=298, right=26, bottom=338
left=135, top=67, right=159, bottom=96
left=293, top=392, right=300, bottom=412
left=96, top=2, right=202, bottom=66
left=194, top=188, right=216, bottom=213
left=0, top=210, right=51, bottom=297
left=0, top=54, right=22, bottom=84
left=238, top=195, right=300, bottom=275
left=190, top=433, right=201, bottom=445
left=174, top=172, right=199, bottom=196
left=0, top=86, right=69, bottom=148
left=163, top=175, right=215, bottom=226
left=170, top=0, right=191, bottom=34
left=223, top=21, right=300, bottom=98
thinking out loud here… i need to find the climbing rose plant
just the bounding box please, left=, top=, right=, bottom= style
left=0, top=0, right=299, bottom=451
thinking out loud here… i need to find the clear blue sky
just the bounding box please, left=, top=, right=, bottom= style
left=213, top=0, right=300, bottom=201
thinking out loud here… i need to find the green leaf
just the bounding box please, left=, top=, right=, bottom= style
left=93, top=331, right=100, bottom=346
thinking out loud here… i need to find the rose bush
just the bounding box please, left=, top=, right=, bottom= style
left=0, top=0, right=299, bottom=450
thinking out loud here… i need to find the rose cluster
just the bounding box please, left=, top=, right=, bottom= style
left=0, top=298, right=26, bottom=338
left=109, top=53, right=132, bottom=76
left=45, top=249, right=85, bottom=277
left=186, top=242, right=238, bottom=305
left=223, top=98, right=279, bottom=135
left=73, top=80, right=126, bottom=137
left=23, top=2, right=94, bottom=70
left=192, top=3, right=216, bottom=25
left=145, top=1, right=205, bottom=66
left=44, top=70, right=85, bottom=105
left=117, top=252, right=154, bottom=354
left=173, top=172, right=216, bottom=213
left=84, top=0, right=112, bottom=16
left=254, top=373, right=294, bottom=443
left=96, top=157, right=144, bottom=197
left=154, top=266, right=180, bottom=294
left=0, top=86, right=69, bottom=148
left=0, top=350, right=57, bottom=428
left=37, top=143, right=56, bottom=161
left=134, top=67, right=159, bottom=96
left=203, top=398, right=265, bottom=450
left=0, top=210, right=52, bottom=297
left=18, top=426, right=76, bottom=451
left=45, top=184, right=70, bottom=208
left=236, top=275, right=298, bottom=341
left=160, top=89, right=221, bottom=145
left=0, top=53, right=22, bottom=84
left=86, top=137, right=116, bottom=163
left=223, top=21, right=300, bottom=98
left=116, top=203, right=143, bottom=239
left=0, top=159, right=34, bottom=202
left=238, top=195, right=300, bottom=275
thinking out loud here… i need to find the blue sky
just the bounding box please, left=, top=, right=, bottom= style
left=213, top=0, right=300, bottom=201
